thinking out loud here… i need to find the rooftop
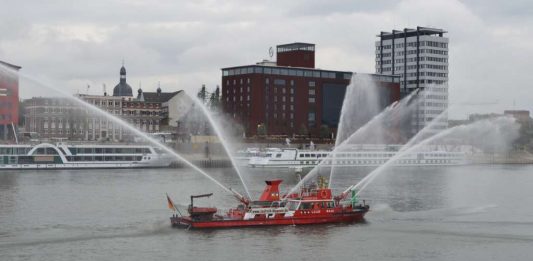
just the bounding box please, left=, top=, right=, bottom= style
left=140, top=90, right=182, bottom=103
left=378, top=27, right=447, bottom=40
left=277, top=42, right=315, bottom=53
left=221, top=64, right=400, bottom=83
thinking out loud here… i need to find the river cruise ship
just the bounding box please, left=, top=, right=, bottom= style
left=248, top=145, right=466, bottom=169
left=0, top=142, right=173, bottom=170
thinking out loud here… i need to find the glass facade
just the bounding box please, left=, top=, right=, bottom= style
left=321, top=83, right=348, bottom=128
left=222, top=65, right=352, bottom=80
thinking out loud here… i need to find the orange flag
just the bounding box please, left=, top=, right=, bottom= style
left=166, top=194, right=175, bottom=210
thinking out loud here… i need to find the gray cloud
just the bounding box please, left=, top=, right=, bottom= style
left=1, top=0, right=532, bottom=119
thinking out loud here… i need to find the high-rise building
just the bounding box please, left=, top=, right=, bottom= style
left=0, top=60, right=21, bottom=141
left=375, top=27, right=449, bottom=134
left=222, top=42, right=401, bottom=138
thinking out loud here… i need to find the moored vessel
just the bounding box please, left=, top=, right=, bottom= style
left=248, top=144, right=466, bottom=169
left=0, top=142, right=173, bottom=169
left=168, top=177, right=369, bottom=229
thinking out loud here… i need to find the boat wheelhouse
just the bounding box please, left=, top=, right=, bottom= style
left=0, top=142, right=173, bottom=169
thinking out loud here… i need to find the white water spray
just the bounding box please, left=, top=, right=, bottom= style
left=188, top=96, right=252, bottom=199
left=0, top=64, right=244, bottom=199
left=283, top=89, right=422, bottom=198
left=349, top=116, right=520, bottom=195
left=329, top=74, right=384, bottom=186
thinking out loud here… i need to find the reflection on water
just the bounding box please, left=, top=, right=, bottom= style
left=1, top=165, right=533, bottom=261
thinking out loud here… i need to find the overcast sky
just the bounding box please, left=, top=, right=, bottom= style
left=1, top=0, right=532, bottom=119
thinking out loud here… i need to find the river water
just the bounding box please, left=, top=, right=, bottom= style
left=1, top=165, right=532, bottom=260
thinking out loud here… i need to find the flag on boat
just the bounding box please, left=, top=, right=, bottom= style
left=166, top=194, right=176, bottom=210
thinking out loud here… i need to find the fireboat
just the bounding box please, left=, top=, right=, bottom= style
left=167, top=177, right=369, bottom=229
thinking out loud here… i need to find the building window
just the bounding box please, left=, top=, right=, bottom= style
left=309, top=97, right=315, bottom=103
left=309, top=81, right=315, bottom=87
left=308, top=112, right=316, bottom=127
left=274, top=79, right=286, bottom=85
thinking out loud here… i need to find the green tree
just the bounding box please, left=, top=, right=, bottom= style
left=197, top=84, right=207, bottom=104
left=319, top=124, right=330, bottom=140
left=214, top=86, right=220, bottom=99
left=209, top=93, right=216, bottom=110
left=209, top=86, right=221, bottom=111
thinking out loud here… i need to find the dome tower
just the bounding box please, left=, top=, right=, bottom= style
left=113, top=63, right=133, bottom=96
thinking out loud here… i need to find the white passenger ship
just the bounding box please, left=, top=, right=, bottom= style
left=0, top=142, right=173, bottom=170
left=248, top=145, right=466, bottom=169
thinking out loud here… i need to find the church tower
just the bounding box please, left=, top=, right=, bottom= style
left=113, top=63, right=133, bottom=96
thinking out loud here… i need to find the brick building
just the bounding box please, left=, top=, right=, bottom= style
left=221, top=43, right=400, bottom=137
left=0, top=60, right=21, bottom=142
left=23, top=65, right=182, bottom=141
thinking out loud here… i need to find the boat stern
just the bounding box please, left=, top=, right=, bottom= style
left=170, top=214, right=193, bottom=228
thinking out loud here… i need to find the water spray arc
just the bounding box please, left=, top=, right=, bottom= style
left=188, top=95, right=252, bottom=199
left=0, top=64, right=247, bottom=202
left=329, top=74, right=383, bottom=187
left=345, top=116, right=519, bottom=197
left=283, top=89, right=422, bottom=199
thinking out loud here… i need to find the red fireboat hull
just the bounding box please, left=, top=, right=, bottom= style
left=170, top=207, right=369, bottom=229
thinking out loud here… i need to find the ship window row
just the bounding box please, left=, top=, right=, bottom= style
left=299, top=153, right=329, bottom=158
left=68, top=147, right=151, bottom=154
left=299, top=201, right=335, bottom=210
left=296, top=152, right=460, bottom=159
left=320, top=159, right=455, bottom=165
left=0, top=148, right=32, bottom=155
left=65, top=156, right=143, bottom=162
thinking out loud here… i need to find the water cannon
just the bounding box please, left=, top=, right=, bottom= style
left=229, top=188, right=250, bottom=205
left=339, top=185, right=357, bottom=200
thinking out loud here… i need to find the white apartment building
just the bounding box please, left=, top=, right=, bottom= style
left=375, top=27, right=449, bottom=135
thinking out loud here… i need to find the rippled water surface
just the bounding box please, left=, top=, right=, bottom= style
left=1, top=165, right=533, bottom=260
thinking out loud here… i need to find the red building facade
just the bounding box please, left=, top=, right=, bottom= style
left=0, top=60, right=21, bottom=141
left=221, top=43, right=400, bottom=137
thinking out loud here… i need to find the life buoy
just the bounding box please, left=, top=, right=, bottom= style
left=321, top=190, right=328, bottom=198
